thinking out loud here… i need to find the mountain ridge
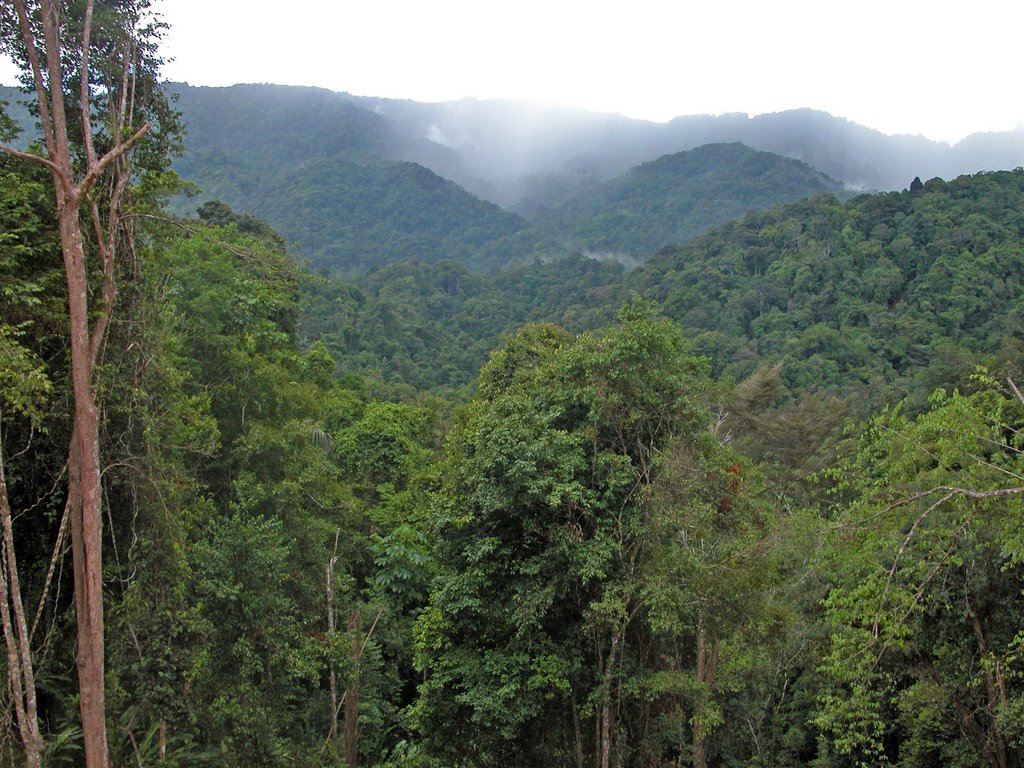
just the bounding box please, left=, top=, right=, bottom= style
left=5, top=82, right=1022, bottom=274
left=159, top=84, right=862, bottom=272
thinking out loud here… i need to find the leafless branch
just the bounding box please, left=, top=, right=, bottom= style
left=0, top=144, right=59, bottom=173
left=1008, top=377, right=1024, bottom=408
left=830, top=485, right=1024, bottom=532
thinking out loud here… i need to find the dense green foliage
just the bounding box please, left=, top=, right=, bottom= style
left=414, top=307, right=781, bottom=767
left=3, top=68, right=1024, bottom=768
left=299, top=255, right=624, bottom=393
left=818, top=378, right=1024, bottom=767
left=540, top=170, right=1024, bottom=411
left=300, top=169, right=1024, bottom=421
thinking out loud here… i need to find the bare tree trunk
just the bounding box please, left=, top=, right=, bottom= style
left=345, top=609, right=361, bottom=768
left=2, top=3, right=153, bottom=765
left=599, top=628, right=623, bottom=768
left=571, top=688, right=585, bottom=768
left=968, top=601, right=1017, bottom=768
left=0, top=441, right=45, bottom=768
left=326, top=532, right=339, bottom=746
left=693, top=613, right=719, bottom=768
left=61, top=203, right=111, bottom=768
left=58, top=212, right=109, bottom=767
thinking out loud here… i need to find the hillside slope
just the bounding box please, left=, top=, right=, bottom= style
left=168, top=84, right=540, bottom=271
left=164, top=86, right=857, bottom=270
left=527, top=142, right=843, bottom=258
left=355, top=95, right=1024, bottom=204
left=602, top=169, right=1024, bottom=406
left=301, top=169, right=1024, bottom=411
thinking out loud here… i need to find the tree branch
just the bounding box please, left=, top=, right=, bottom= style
left=1008, top=377, right=1024, bottom=409
left=10, top=0, right=58, bottom=168
left=831, top=485, right=1024, bottom=532
left=79, top=0, right=97, bottom=169
left=0, top=144, right=59, bottom=173
left=78, top=122, right=151, bottom=197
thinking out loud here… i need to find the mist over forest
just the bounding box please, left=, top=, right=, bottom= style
left=2, top=25, right=1024, bottom=768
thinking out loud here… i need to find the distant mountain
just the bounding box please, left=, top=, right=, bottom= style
left=7, top=83, right=1024, bottom=203
left=166, top=84, right=541, bottom=272
left=0, top=85, right=32, bottom=139
left=160, top=85, right=862, bottom=271
left=6, top=82, right=1023, bottom=273
left=358, top=97, right=1024, bottom=205
left=527, top=143, right=843, bottom=259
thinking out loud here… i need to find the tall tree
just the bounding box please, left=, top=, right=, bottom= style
left=415, top=305, right=762, bottom=768
left=0, top=2, right=176, bottom=765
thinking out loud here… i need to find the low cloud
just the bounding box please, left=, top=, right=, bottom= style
left=582, top=248, right=643, bottom=270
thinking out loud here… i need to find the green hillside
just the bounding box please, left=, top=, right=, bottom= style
left=603, top=169, right=1024, bottom=404
left=170, top=84, right=542, bottom=271
left=530, top=142, right=844, bottom=257
left=301, top=169, right=1024, bottom=413
left=300, top=254, right=625, bottom=393
left=168, top=86, right=858, bottom=273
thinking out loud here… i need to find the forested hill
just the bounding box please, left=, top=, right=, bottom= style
left=303, top=169, right=1024, bottom=411
left=165, top=83, right=542, bottom=272
left=161, top=85, right=853, bottom=272
left=8, top=82, right=1021, bottom=275
left=7, top=80, right=1024, bottom=203
left=350, top=94, right=1024, bottom=204
left=525, top=142, right=843, bottom=258
left=588, top=169, right=1024, bottom=406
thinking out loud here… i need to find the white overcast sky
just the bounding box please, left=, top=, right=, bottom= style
left=1, top=0, right=1020, bottom=144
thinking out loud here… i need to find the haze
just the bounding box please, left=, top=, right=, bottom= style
left=1, top=0, right=1020, bottom=143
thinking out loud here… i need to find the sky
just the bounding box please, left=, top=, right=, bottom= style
left=1, top=0, right=1020, bottom=144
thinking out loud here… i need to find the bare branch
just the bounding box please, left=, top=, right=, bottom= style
left=79, top=0, right=96, bottom=168
left=116, top=38, right=133, bottom=135
left=831, top=484, right=1024, bottom=532
left=0, top=144, right=59, bottom=173
left=935, top=485, right=1024, bottom=500
left=87, top=173, right=126, bottom=368
left=871, top=490, right=957, bottom=638
left=79, top=122, right=151, bottom=196
left=30, top=496, right=69, bottom=643
left=10, top=0, right=57, bottom=166
left=1008, top=377, right=1024, bottom=408
left=0, top=433, right=45, bottom=765
left=36, top=0, right=75, bottom=196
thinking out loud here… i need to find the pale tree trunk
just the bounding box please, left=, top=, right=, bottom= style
left=62, top=206, right=110, bottom=768
left=1, top=3, right=152, bottom=766
left=693, top=612, right=720, bottom=768
left=597, top=626, right=624, bottom=768
left=326, top=532, right=339, bottom=746
left=967, top=598, right=1018, bottom=768
left=571, top=689, right=585, bottom=768
left=0, top=441, right=45, bottom=768
left=345, top=609, right=361, bottom=768
left=594, top=553, right=642, bottom=768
